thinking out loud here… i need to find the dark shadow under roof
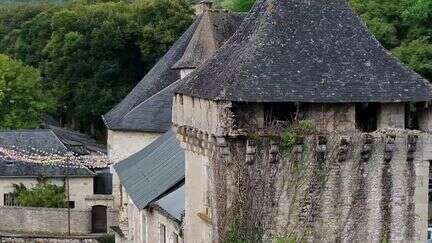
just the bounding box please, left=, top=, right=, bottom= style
left=176, top=0, right=432, bottom=103
left=103, top=16, right=202, bottom=131
left=0, top=130, right=68, bottom=155
left=114, top=130, right=184, bottom=209
left=0, top=159, right=94, bottom=177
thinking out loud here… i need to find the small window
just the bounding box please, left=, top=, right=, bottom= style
left=173, top=232, right=179, bottom=243
left=356, top=103, right=378, bottom=132
left=68, top=201, right=75, bottom=209
left=159, top=224, right=166, bottom=243
left=4, top=193, right=18, bottom=206
left=94, top=173, right=113, bottom=195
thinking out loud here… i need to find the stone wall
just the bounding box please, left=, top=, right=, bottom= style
left=0, top=206, right=118, bottom=235
left=175, top=125, right=431, bottom=242
left=0, top=236, right=98, bottom=243
left=121, top=199, right=183, bottom=243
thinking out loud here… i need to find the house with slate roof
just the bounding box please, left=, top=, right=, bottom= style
left=0, top=129, right=116, bottom=235
left=173, top=0, right=432, bottom=242
left=102, top=2, right=243, bottom=242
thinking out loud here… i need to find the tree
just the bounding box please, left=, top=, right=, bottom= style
left=13, top=183, right=68, bottom=208
left=0, top=0, right=194, bottom=135
left=0, top=54, right=55, bottom=129
left=221, top=0, right=254, bottom=12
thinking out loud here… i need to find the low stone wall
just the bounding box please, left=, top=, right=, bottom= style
left=0, top=206, right=118, bottom=235
left=0, top=236, right=98, bottom=243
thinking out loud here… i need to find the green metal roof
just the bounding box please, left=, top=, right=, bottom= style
left=114, top=130, right=185, bottom=209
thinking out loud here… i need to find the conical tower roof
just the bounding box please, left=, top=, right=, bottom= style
left=176, top=0, right=432, bottom=103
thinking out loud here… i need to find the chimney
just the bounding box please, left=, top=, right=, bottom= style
left=196, top=0, right=213, bottom=14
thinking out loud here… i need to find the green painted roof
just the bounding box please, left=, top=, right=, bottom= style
left=114, top=130, right=184, bottom=209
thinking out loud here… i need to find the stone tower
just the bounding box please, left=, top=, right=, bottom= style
left=173, top=0, right=432, bottom=242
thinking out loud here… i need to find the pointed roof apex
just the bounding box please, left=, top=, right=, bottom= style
left=172, top=10, right=243, bottom=70
left=176, top=0, right=432, bottom=103
left=197, top=0, right=213, bottom=14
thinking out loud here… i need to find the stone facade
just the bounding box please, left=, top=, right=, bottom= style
left=0, top=206, right=117, bottom=235
left=0, top=236, right=98, bottom=243
left=173, top=95, right=432, bottom=243
left=123, top=199, right=183, bottom=243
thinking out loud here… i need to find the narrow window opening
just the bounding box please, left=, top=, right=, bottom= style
left=406, top=103, right=419, bottom=130
left=355, top=103, right=378, bottom=132
left=159, top=223, right=166, bottom=243
left=429, top=161, right=432, bottom=229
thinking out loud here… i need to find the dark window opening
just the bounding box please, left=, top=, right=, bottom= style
left=94, top=173, right=113, bottom=195
left=4, top=193, right=18, bottom=206
left=355, top=103, right=379, bottom=132
left=68, top=201, right=75, bottom=209
left=264, top=102, right=301, bottom=126
left=406, top=103, right=420, bottom=130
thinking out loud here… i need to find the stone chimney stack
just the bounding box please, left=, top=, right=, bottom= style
left=196, top=0, right=213, bottom=14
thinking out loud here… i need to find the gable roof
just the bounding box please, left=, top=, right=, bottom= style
left=0, top=159, right=94, bottom=178
left=103, top=16, right=202, bottom=131
left=172, top=10, right=244, bottom=70
left=114, top=130, right=184, bottom=209
left=175, top=0, right=432, bottom=103
left=0, top=130, right=68, bottom=155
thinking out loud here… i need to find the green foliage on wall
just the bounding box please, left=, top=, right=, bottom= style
left=0, top=54, right=55, bottom=129
left=13, top=183, right=68, bottom=208
left=0, top=0, right=194, bottom=134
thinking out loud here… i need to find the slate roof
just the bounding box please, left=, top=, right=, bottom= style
left=172, top=10, right=244, bottom=69
left=102, top=16, right=202, bottom=131
left=113, top=130, right=184, bottom=209
left=152, top=183, right=185, bottom=222
left=0, top=130, right=68, bottom=155
left=47, top=125, right=107, bottom=155
left=104, top=11, right=243, bottom=132
left=0, top=158, right=94, bottom=178
left=176, top=0, right=432, bottom=103
left=115, top=81, right=180, bottom=133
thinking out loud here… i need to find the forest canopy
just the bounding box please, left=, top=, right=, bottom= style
left=0, top=0, right=194, bottom=134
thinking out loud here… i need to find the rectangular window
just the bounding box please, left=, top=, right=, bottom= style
left=159, top=224, right=166, bottom=243
left=68, top=201, right=75, bottom=209
left=4, top=193, right=18, bottom=206
left=94, top=173, right=113, bottom=195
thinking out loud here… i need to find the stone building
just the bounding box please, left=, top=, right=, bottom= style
left=173, top=0, right=432, bottom=242
left=114, top=131, right=185, bottom=243
left=102, top=2, right=242, bottom=241
left=0, top=157, right=117, bottom=235
left=0, top=130, right=115, bottom=235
